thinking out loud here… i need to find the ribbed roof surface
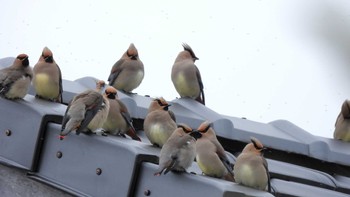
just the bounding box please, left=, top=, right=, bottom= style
left=0, top=57, right=349, bottom=197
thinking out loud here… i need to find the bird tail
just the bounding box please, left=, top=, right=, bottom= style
left=196, top=89, right=205, bottom=105
left=126, top=127, right=141, bottom=141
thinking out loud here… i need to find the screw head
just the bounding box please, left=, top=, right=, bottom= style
left=96, top=168, right=102, bottom=175
left=144, top=190, right=151, bottom=196
left=5, top=129, right=11, bottom=136
left=56, top=151, right=63, bottom=158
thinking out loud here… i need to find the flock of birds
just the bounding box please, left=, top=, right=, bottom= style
left=0, top=42, right=349, bottom=193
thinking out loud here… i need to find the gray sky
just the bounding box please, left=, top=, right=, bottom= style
left=1, top=0, right=350, bottom=138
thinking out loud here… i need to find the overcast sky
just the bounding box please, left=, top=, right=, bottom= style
left=1, top=0, right=350, bottom=138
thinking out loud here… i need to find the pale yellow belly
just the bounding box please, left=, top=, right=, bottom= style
left=34, top=73, right=59, bottom=98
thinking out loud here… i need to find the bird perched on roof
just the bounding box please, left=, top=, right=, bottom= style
left=234, top=137, right=271, bottom=192
left=108, top=43, right=144, bottom=93
left=59, top=80, right=110, bottom=139
left=33, top=47, right=63, bottom=103
left=194, top=121, right=234, bottom=181
left=143, top=97, right=177, bottom=147
left=334, top=100, right=350, bottom=142
left=171, top=43, right=205, bottom=105
left=0, top=54, right=33, bottom=100
left=154, top=123, right=200, bottom=176
left=102, top=86, right=141, bottom=141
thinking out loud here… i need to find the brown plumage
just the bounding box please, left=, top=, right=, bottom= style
left=102, top=86, right=141, bottom=141
left=0, top=54, right=32, bottom=99
left=33, top=47, right=63, bottom=103
left=143, top=97, right=177, bottom=147
left=334, top=100, right=350, bottom=142
left=60, top=80, right=109, bottom=139
left=234, top=137, right=271, bottom=192
left=171, top=43, right=205, bottom=105
left=154, top=124, right=198, bottom=176
left=108, top=43, right=144, bottom=93
left=194, top=121, right=234, bottom=181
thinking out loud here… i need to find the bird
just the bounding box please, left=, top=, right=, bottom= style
left=154, top=123, right=200, bottom=176
left=171, top=43, right=205, bottom=105
left=234, top=137, right=271, bottom=192
left=60, top=80, right=110, bottom=139
left=0, top=54, right=33, bottom=100
left=32, top=47, right=63, bottom=103
left=102, top=86, right=141, bottom=141
left=108, top=43, right=144, bottom=93
left=194, top=121, right=234, bottom=181
left=334, top=99, right=350, bottom=142
left=143, top=97, right=177, bottom=147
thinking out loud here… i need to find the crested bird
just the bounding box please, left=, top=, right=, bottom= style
left=102, top=86, right=141, bottom=141
left=171, top=43, right=205, bottom=105
left=33, top=47, right=63, bottom=103
left=334, top=99, right=350, bottom=142
left=108, top=43, right=144, bottom=93
left=154, top=123, right=200, bottom=176
left=60, top=80, right=109, bottom=139
left=234, top=137, right=271, bottom=192
left=194, top=121, right=234, bottom=181
left=0, top=54, right=32, bottom=99
left=143, top=97, right=177, bottom=147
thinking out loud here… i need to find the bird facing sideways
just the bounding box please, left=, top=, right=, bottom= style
left=0, top=54, right=33, bottom=100
left=143, top=97, right=177, bottom=147
left=234, top=137, right=271, bottom=192
left=154, top=123, right=200, bottom=176
left=60, top=80, right=110, bottom=139
left=334, top=99, right=350, bottom=142
left=102, top=86, right=141, bottom=141
left=171, top=43, right=205, bottom=105
left=108, top=43, right=144, bottom=93
left=194, top=121, right=234, bottom=181
left=33, top=47, right=63, bottom=103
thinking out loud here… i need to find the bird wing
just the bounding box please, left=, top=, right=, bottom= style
left=76, top=92, right=104, bottom=132
left=214, top=140, right=234, bottom=175
left=262, top=157, right=271, bottom=193
left=108, top=59, right=125, bottom=85
left=57, top=63, right=63, bottom=103
left=168, top=110, right=176, bottom=122
left=195, top=65, right=205, bottom=105
left=117, top=100, right=141, bottom=141
left=61, top=99, right=73, bottom=131
left=0, top=68, right=24, bottom=94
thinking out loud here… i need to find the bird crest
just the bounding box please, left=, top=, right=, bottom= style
left=182, top=43, right=199, bottom=60
left=251, top=137, right=264, bottom=150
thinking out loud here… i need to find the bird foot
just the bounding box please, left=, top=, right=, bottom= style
left=94, top=129, right=108, bottom=136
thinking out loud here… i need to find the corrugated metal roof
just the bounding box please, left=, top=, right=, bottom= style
left=0, top=57, right=350, bottom=196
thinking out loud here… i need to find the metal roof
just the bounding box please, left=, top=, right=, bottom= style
left=0, top=57, right=349, bottom=197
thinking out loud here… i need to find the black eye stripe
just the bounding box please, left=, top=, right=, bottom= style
left=177, top=125, right=192, bottom=133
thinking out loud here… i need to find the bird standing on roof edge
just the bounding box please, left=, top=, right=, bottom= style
left=171, top=43, right=205, bottom=105
left=143, top=97, right=177, bottom=147
left=102, top=86, right=141, bottom=141
left=0, top=54, right=33, bottom=100
left=154, top=123, right=200, bottom=176
left=234, top=137, right=271, bottom=192
left=334, top=100, right=350, bottom=142
left=60, top=80, right=109, bottom=139
left=194, top=121, right=235, bottom=181
left=108, top=43, right=144, bottom=94
left=33, top=47, right=63, bottom=103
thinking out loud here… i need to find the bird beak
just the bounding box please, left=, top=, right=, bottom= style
left=189, top=130, right=202, bottom=140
